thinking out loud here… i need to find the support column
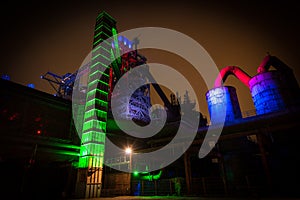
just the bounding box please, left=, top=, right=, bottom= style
left=257, top=132, right=272, bottom=192
left=184, top=152, right=192, bottom=195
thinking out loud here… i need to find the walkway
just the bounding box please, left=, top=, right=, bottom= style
left=75, top=196, right=300, bottom=200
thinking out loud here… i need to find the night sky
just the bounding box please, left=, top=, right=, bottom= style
left=0, top=0, right=299, bottom=118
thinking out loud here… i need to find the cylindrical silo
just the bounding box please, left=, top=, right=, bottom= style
left=249, top=70, right=300, bottom=115
left=206, top=86, right=242, bottom=124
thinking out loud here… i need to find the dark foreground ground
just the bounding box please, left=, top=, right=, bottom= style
left=74, top=196, right=300, bottom=200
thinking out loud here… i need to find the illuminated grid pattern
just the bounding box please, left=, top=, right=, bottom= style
left=77, top=11, right=116, bottom=198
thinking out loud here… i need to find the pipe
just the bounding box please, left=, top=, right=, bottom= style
left=214, top=66, right=252, bottom=88
left=257, top=55, right=291, bottom=74
left=137, top=170, right=163, bottom=181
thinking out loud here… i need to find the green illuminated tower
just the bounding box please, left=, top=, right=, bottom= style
left=75, top=11, right=116, bottom=198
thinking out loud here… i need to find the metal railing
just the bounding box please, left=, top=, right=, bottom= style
left=128, top=175, right=268, bottom=197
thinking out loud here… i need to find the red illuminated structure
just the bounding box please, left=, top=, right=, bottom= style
left=211, top=54, right=300, bottom=118
left=214, top=54, right=297, bottom=88
left=214, top=66, right=251, bottom=88
left=108, top=34, right=152, bottom=124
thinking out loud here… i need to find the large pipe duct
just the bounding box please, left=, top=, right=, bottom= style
left=207, top=66, right=251, bottom=124
left=257, top=55, right=292, bottom=74
left=207, top=54, right=300, bottom=122
left=214, top=66, right=252, bottom=88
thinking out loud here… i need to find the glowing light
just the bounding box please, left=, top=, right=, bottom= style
left=27, top=83, right=35, bottom=89
left=78, top=14, right=114, bottom=169
left=133, top=171, right=139, bottom=176
left=1, top=74, right=10, bottom=80
left=132, top=170, right=163, bottom=181
left=125, top=147, right=132, bottom=154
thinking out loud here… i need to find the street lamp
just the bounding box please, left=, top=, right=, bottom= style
left=125, top=147, right=132, bottom=172
left=125, top=147, right=132, bottom=155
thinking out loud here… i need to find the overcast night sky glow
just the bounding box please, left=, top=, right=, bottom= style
left=0, top=0, right=299, bottom=118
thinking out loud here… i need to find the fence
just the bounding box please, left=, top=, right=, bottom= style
left=130, top=175, right=267, bottom=197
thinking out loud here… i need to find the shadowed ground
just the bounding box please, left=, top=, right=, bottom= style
left=74, top=196, right=300, bottom=200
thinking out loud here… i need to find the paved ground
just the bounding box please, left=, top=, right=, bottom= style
left=74, top=196, right=300, bottom=200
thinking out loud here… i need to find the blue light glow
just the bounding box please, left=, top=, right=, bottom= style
left=249, top=71, right=285, bottom=115
left=27, top=83, right=35, bottom=89
left=1, top=74, right=10, bottom=80
left=206, top=86, right=242, bottom=123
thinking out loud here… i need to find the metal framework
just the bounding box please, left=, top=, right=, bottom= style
left=40, top=71, right=77, bottom=99
left=109, top=34, right=152, bottom=123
